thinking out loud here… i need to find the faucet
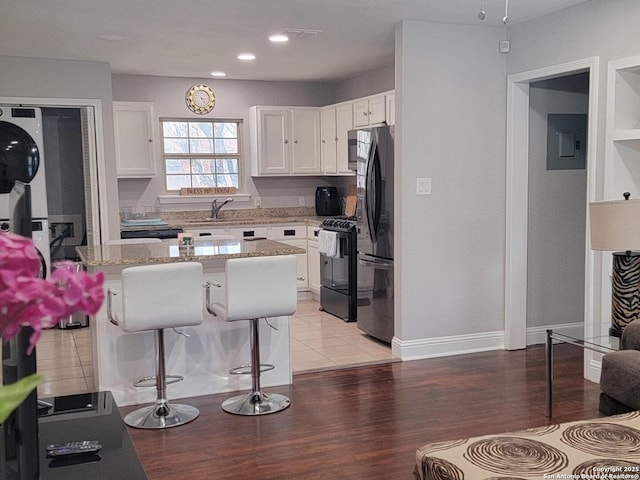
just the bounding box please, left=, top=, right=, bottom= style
left=210, top=197, right=233, bottom=219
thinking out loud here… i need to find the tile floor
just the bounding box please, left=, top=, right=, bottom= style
left=24, top=299, right=397, bottom=398
left=291, top=299, right=397, bottom=373
left=35, top=325, right=95, bottom=398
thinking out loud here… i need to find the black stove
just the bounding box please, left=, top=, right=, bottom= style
left=319, top=217, right=357, bottom=322
left=320, top=218, right=357, bottom=231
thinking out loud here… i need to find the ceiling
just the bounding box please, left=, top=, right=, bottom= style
left=1, top=0, right=589, bottom=83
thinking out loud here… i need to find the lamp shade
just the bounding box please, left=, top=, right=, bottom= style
left=589, top=198, right=640, bottom=251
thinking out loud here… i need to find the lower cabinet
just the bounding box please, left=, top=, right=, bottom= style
left=307, top=226, right=321, bottom=298
left=276, top=238, right=308, bottom=291
left=186, top=223, right=312, bottom=292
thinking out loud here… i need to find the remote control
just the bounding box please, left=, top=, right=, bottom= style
left=46, top=441, right=100, bottom=451
left=46, top=441, right=101, bottom=457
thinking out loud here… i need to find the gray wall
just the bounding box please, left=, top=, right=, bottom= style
left=0, top=56, right=119, bottom=238
left=395, top=20, right=507, bottom=342
left=112, top=74, right=352, bottom=211
left=527, top=76, right=589, bottom=335
left=334, top=65, right=395, bottom=103
left=506, top=0, right=640, bottom=342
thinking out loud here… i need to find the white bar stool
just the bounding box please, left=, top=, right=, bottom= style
left=205, top=255, right=297, bottom=415
left=107, top=262, right=203, bottom=428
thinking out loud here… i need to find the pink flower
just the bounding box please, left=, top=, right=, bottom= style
left=0, top=231, right=104, bottom=353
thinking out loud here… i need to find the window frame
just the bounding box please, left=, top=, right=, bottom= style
left=159, top=117, right=244, bottom=192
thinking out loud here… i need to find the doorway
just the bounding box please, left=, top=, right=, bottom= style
left=504, top=58, right=601, bottom=382
left=526, top=73, right=590, bottom=344
left=42, top=107, right=90, bottom=262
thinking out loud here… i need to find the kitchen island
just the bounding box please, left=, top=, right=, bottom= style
left=76, top=238, right=305, bottom=407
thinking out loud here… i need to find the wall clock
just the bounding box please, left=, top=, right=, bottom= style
left=185, top=84, right=216, bottom=114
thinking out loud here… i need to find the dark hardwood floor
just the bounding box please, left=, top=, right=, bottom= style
left=122, top=344, right=602, bottom=479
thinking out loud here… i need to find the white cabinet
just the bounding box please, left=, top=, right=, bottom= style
left=249, top=106, right=321, bottom=176
left=278, top=239, right=308, bottom=290
left=186, top=227, right=230, bottom=238
left=228, top=226, right=269, bottom=239
left=306, top=226, right=321, bottom=298
left=321, top=103, right=354, bottom=175
left=605, top=56, right=640, bottom=198
left=321, top=106, right=337, bottom=174
left=267, top=224, right=308, bottom=291
left=353, top=94, right=386, bottom=128
left=113, top=101, right=157, bottom=178
left=385, top=92, right=396, bottom=126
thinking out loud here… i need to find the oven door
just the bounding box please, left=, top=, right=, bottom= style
left=320, top=233, right=351, bottom=293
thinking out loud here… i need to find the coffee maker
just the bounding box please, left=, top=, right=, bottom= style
left=315, top=187, right=341, bottom=216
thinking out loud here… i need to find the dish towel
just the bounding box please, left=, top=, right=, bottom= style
left=318, top=230, right=339, bottom=258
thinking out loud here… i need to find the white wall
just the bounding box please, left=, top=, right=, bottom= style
left=112, top=74, right=352, bottom=211
left=394, top=20, right=507, bottom=357
left=527, top=77, right=589, bottom=336
left=0, top=56, right=119, bottom=238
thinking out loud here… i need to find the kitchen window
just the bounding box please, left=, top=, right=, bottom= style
left=161, top=119, right=242, bottom=191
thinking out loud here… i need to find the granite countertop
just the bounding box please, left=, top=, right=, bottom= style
left=120, top=207, right=325, bottom=231
left=76, top=238, right=305, bottom=268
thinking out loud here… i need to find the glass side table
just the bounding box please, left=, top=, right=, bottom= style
left=545, top=329, right=620, bottom=417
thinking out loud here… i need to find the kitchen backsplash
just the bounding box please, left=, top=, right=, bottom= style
left=162, top=207, right=317, bottom=221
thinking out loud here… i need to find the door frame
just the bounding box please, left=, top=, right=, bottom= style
left=0, top=96, right=108, bottom=244
left=504, top=57, right=600, bottom=379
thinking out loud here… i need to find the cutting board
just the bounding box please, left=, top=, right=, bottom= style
left=345, top=184, right=357, bottom=217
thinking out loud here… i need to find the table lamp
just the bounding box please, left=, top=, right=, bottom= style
left=589, top=192, right=640, bottom=337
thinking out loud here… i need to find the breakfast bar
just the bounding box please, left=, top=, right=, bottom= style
left=75, top=238, right=305, bottom=407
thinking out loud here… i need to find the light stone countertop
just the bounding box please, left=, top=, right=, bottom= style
left=119, top=207, right=326, bottom=231
left=76, top=238, right=305, bottom=268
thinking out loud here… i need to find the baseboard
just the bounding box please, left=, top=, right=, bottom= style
left=525, top=322, right=584, bottom=346
left=391, top=330, right=504, bottom=361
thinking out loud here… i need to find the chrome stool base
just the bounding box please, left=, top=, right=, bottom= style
left=124, top=401, right=200, bottom=429
left=221, top=391, right=290, bottom=416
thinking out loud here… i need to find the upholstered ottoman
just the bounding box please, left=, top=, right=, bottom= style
left=414, top=412, right=640, bottom=479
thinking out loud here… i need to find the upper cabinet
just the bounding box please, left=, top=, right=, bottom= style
left=321, top=102, right=354, bottom=175
left=249, top=106, right=321, bottom=176
left=606, top=56, right=640, bottom=197
left=353, top=94, right=386, bottom=127
left=249, top=90, right=394, bottom=177
left=113, top=101, right=157, bottom=178
left=385, top=91, right=396, bottom=126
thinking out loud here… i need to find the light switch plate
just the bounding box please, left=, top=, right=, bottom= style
left=416, top=177, right=432, bottom=195
left=499, top=40, right=510, bottom=54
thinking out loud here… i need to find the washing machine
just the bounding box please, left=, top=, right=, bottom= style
left=0, top=106, right=48, bottom=219
left=0, top=218, right=51, bottom=278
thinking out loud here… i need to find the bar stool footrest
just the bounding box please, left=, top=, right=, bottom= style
left=134, top=374, right=183, bottom=388
left=229, top=364, right=274, bottom=375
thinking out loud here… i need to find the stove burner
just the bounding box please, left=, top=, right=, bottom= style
left=320, top=218, right=357, bottom=231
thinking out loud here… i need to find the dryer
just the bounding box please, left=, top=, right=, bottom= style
left=0, top=218, right=51, bottom=278
left=0, top=106, right=48, bottom=219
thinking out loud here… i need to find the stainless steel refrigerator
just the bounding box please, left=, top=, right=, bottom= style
left=348, top=125, right=394, bottom=343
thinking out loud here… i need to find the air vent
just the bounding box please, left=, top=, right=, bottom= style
left=283, top=28, right=323, bottom=39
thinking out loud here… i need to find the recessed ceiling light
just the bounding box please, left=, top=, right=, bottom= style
left=269, top=34, right=289, bottom=43
left=210, top=71, right=227, bottom=77
left=237, top=53, right=256, bottom=61
left=97, top=34, right=124, bottom=41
